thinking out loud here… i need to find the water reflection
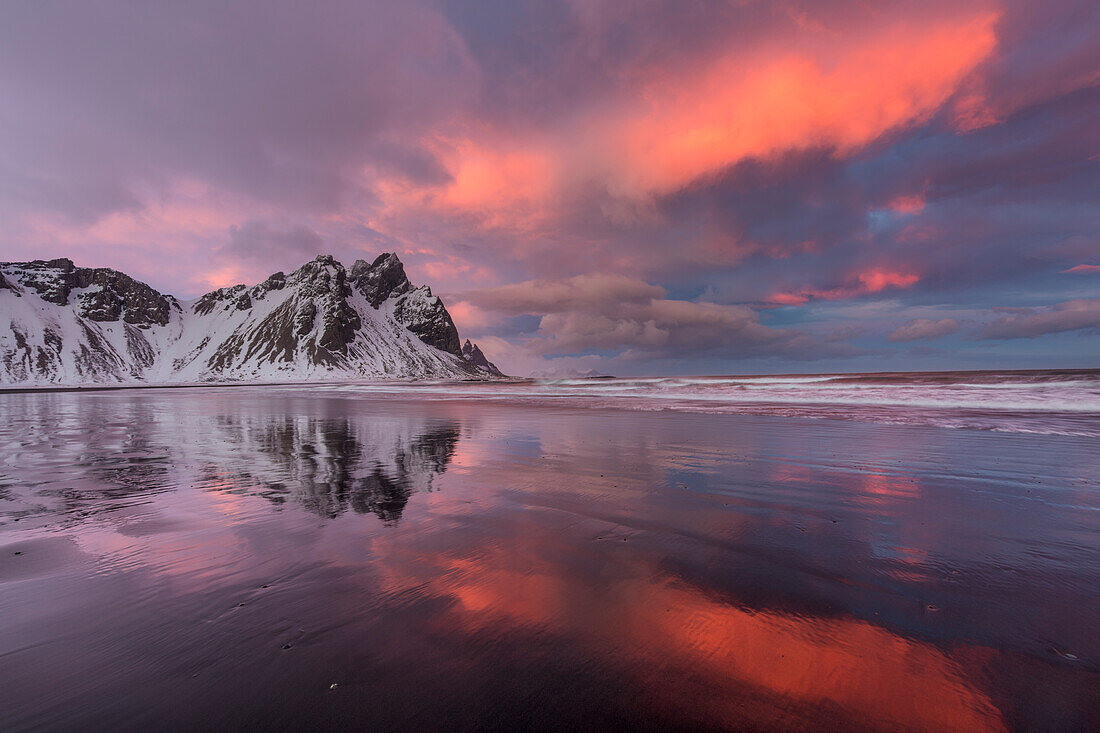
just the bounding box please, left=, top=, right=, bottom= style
left=0, top=393, right=461, bottom=525
left=0, top=389, right=1097, bottom=731
left=201, top=415, right=460, bottom=522
left=420, top=546, right=1003, bottom=731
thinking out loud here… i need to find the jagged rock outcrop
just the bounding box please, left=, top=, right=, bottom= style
left=0, top=253, right=504, bottom=385
left=6, top=257, right=174, bottom=326
left=392, top=287, right=462, bottom=356
left=347, top=254, right=461, bottom=356
left=350, top=253, right=412, bottom=307
left=462, top=339, right=506, bottom=377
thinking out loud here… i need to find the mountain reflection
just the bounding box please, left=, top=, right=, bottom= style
left=197, top=415, right=462, bottom=523
left=1, top=393, right=461, bottom=526
left=222, top=417, right=461, bottom=523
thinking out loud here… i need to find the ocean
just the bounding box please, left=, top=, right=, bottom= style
left=304, top=368, right=1100, bottom=436
left=1, top=370, right=1097, bottom=730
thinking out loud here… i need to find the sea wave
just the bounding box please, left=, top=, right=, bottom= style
left=301, top=369, right=1100, bottom=437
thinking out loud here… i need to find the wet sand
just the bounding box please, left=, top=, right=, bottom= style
left=1, top=388, right=1098, bottom=730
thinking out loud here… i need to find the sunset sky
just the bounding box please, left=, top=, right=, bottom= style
left=1, top=0, right=1097, bottom=375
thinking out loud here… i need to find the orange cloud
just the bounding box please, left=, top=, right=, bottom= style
left=771, top=292, right=814, bottom=306
left=859, top=268, right=921, bottom=292
left=410, top=135, right=557, bottom=230
left=773, top=267, right=920, bottom=304
left=609, top=11, right=998, bottom=195
left=393, top=8, right=999, bottom=229
left=888, top=195, right=926, bottom=215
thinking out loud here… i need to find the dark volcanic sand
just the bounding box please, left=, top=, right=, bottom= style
left=1, top=388, right=1097, bottom=731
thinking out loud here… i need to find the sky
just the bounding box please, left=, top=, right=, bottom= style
left=1, top=0, right=1097, bottom=376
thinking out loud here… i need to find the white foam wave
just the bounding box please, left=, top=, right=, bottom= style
left=304, top=370, right=1100, bottom=436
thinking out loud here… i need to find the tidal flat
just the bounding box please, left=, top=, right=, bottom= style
left=1, top=386, right=1098, bottom=731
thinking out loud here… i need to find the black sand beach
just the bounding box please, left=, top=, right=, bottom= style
left=1, top=386, right=1098, bottom=730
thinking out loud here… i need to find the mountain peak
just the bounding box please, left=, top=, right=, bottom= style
left=350, top=252, right=412, bottom=308
left=461, top=339, right=506, bottom=377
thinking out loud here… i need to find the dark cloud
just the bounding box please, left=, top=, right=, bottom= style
left=976, top=298, right=1100, bottom=339
left=461, top=275, right=853, bottom=360
left=461, top=274, right=663, bottom=314
left=888, top=318, right=960, bottom=342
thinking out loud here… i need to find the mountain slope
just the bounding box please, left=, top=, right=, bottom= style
left=0, top=254, right=503, bottom=385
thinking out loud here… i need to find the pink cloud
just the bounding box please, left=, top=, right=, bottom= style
left=444, top=300, right=495, bottom=334
left=887, top=196, right=926, bottom=215
left=1062, top=264, right=1100, bottom=274
left=772, top=268, right=920, bottom=305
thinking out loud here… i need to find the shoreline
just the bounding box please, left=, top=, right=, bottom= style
left=0, top=377, right=520, bottom=395
left=1, top=366, right=1097, bottom=395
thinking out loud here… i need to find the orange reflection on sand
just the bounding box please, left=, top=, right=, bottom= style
left=647, top=585, right=1003, bottom=731
left=859, top=470, right=921, bottom=502
left=412, top=542, right=1005, bottom=731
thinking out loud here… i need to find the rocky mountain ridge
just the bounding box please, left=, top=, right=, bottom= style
left=461, top=339, right=505, bottom=377
left=0, top=253, right=504, bottom=385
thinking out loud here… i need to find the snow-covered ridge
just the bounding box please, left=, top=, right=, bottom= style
left=0, top=254, right=504, bottom=385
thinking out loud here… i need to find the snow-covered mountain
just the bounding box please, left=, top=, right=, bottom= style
left=0, top=253, right=505, bottom=385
